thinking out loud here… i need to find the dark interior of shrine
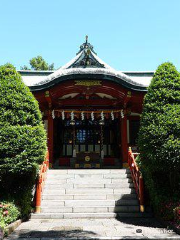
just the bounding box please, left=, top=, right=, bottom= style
left=53, top=118, right=121, bottom=168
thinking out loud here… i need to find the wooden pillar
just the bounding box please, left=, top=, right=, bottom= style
left=121, top=115, right=128, bottom=168
left=48, top=114, right=54, bottom=168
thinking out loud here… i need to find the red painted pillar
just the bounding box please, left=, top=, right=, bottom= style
left=48, top=114, right=54, bottom=168
left=121, top=115, right=128, bottom=167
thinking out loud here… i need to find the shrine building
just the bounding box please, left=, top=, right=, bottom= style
left=19, top=37, right=154, bottom=169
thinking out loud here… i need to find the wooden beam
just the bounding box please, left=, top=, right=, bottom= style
left=58, top=98, right=118, bottom=107
left=123, top=91, right=131, bottom=108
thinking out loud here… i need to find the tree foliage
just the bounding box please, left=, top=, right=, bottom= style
left=0, top=64, right=47, bottom=215
left=21, top=55, right=54, bottom=70
left=138, top=62, right=180, bottom=210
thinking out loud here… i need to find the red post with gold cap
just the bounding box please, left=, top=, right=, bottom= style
left=48, top=113, right=54, bottom=168
left=121, top=114, right=128, bottom=167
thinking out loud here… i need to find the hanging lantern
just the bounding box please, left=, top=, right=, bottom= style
left=99, top=119, right=105, bottom=125
left=70, top=120, right=75, bottom=126
left=52, top=110, right=55, bottom=119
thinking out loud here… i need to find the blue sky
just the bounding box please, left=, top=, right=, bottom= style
left=0, top=0, right=180, bottom=71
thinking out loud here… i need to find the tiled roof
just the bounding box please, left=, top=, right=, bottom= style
left=18, top=38, right=154, bottom=91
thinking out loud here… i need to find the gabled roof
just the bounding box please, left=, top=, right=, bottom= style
left=19, top=37, right=153, bottom=92
left=65, top=37, right=105, bottom=69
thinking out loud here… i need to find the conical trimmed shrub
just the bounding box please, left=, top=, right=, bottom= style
left=0, top=64, right=47, bottom=215
left=138, top=62, right=180, bottom=209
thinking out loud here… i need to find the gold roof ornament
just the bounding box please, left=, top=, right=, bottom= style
left=127, top=91, right=132, bottom=98
left=75, top=80, right=102, bottom=86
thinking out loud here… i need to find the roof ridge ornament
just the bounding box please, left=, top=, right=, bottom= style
left=67, top=36, right=105, bottom=69
left=85, top=35, right=88, bottom=44
left=76, top=36, right=97, bottom=55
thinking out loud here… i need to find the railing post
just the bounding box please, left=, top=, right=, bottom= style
left=128, top=148, right=145, bottom=213
left=139, top=175, right=145, bottom=212
left=46, top=150, right=49, bottom=169
left=35, top=151, right=49, bottom=213
left=35, top=177, right=42, bottom=213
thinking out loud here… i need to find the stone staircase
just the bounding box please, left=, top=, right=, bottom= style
left=32, top=169, right=152, bottom=219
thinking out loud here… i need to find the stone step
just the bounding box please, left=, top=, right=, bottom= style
left=67, top=178, right=113, bottom=184
left=106, top=193, right=137, bottom=200
left=41, top=207, right=72, bottom=213
left=46, top=179, right=112, bottom=184
left=44, top=183, right=134, bottom=189
left=34, top=168, right=147, bottom=220
left=45, top=178, right=133, bottom=184
left=113, top=188, right=136, bottom=194
left=42, top=194, right=74, bottom=200
left=40, top=205, right=140, bottom=213
left=111, top=179, right=133, bottom=183
left=31, top=213, right=116, bottom=219
left=103, top=173, right=131, bottom=179
left=31, top=212, right=152, bottom=219
left=43, top=188, right=135, bottom=195
left=105, top=183, right=134, bottom=188
left=42, top=193, right=137, bottom=200
left=47, top=173, right=132, bottom=180
left=46, top=176, right=132, bottom=181
left=41, top=200, right=115, bottom=207
left=48, top=169, right=130, bottom=174
left=47, top=174, right=75, bottom=179
left=45, top=183, right=105, bottom=189
left=41, top=199, right=139, bottom=207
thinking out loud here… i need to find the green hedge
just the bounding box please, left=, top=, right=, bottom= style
left=138, top=62, right=180, bottom=214
left=0, top=64, right=47, bottom=216
left=0, top=125, right=46, bottom=173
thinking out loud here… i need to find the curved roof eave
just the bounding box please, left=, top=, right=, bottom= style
left=29, top=38, right=149, bottom=93
left=30, top=71, right=148, bottom=92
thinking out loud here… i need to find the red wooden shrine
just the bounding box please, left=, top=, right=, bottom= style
left=29, top=37, right=147, bottom=168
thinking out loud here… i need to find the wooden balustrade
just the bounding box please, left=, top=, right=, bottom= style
left=35, top=151, right=49, bottom=213
left=128, top=147, right=145, bottom=212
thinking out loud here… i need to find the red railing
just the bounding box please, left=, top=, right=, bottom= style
left=128, top=147, right=145, bottom=212
left=35, top=151, right=49, bottom=213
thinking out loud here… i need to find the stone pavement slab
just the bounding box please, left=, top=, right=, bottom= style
left=5, top=218, right=180, bottom=239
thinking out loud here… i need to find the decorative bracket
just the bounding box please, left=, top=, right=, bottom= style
left=45, top=91, right=52, bottom=109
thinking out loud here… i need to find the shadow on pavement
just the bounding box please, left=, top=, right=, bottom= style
left=116, top=217, right=165, bottom=228
left=8, top=229, right=97, bottom=239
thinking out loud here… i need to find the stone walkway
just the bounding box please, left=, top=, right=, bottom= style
left=5, top=218, right=180, bottom=239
